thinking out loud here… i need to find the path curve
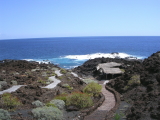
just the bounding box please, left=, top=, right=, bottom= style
left=55, top=70, right=63, bottom=76
left=0, top=70, right=62, bottom=94
left=0, top=85, right=25, bottom=95
left=41, top=76, right=61, bottom=89
left=84, top=83, right=115, bottom=120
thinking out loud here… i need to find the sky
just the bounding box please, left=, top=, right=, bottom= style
left=0, top=0, right=160, bottom=39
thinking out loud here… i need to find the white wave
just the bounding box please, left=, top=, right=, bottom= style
left=64, top=53, right=134, bottom=60
left=23, top=59, right=50, bottom=64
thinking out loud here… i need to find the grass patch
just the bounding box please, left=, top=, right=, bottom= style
left=60, top=69, right=67, bottom=74
left=37, top=80, right=46, bottom=84
left=128, top=74, right=140, bottom=86
left=114, top=112, right=124, bottom=120
left=55, top=94, right=68, bottom=102
left=0, top=93, right=21, bottom=111
left=83, top=82, right=102, bottom=97
left=66, top=92, right=93, bottom=109
left=62, top=83, right=73, bottom=90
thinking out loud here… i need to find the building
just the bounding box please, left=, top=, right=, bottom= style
left=96, top=62, right=124, bottom=79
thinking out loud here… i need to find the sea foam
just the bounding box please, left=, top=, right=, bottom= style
left=64, top=53, right=135, bottom=60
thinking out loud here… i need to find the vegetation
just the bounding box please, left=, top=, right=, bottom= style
left=0, top=93, right=21, bottom=110
left=49, top=99, right=65, bottom=110
left=55, top=94, right=68, bottom=102
left=124, top=74, right=141, bottom=91
left=83, top=82, right=102, bottom=97
left=37, top=79, right=46, bottom=84
left=60, top=69, right=67, bottom=74
left=66, top=92, right=93, bottom=109
left=83, top=79, right=98, bottom=84
left=32, top=100, right=44, bottom=107
left=114, top=112, right=124, bottom=120
left=120, top=69, right=125, bottom=73
left=62, top=83, right=73, bottom=90
left=46, top=103, right=57, bottom=108
left=32, top=106, right=63, bottom=120
left=128, top=74, right=140, bottom=86
left=0, top=109, right=11, bottom=120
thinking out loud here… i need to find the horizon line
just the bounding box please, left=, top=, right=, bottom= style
left=0, top=35, right=160, bottom=40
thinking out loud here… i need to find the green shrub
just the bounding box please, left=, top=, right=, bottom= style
left=55, top=94, right=68, bottom=102
left=83, top=82, right=102, bottom=97
left=114, top=112, right=124, bottom=120
left=83, top=79, right=98, bottom=84
left=37, top=80, right=46, bottom=84
left=66, top=92, right=93, bottom=109
left=62, top=83, right=73, bottom=90
left=60, top=69, right=67, bottom=74
left=128, top=75, right=140, bottom=86
left=32, top=100, right=44, bottom=107
left=0, top=109, right=11, bottom=120
left=46, top=103, right=57, bottom=108
left=1, top=93, right=21, bottom=110
left=32, top=106, right=63, bottom=120
left=49, top=99, right=65, bottom=110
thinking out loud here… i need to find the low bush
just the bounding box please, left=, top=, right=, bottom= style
left=0, top=109, right=11, bottom=120
left=66, top=92, right=93, bottom=109
left=32, top=100, right=44, bottom=107
left=128, top=74, right=140, bottom=86
left=1, top=93, right=21, bottom=110
left=83, top=79, right=98, bottom=84
left=114, top=112, right=124, bottom=120
left=62, top=83, right=73, bottom=90
left=32, top=106, right=63, bottom=120
left=49, top=99, right=65, bottom=110
left=83, top=82, right=102, bottom=97
left=55, top=94, right=68, bottom=102
left=46, top=103, right=57, bottom=108
left=60, top=69, right=67, bottom=74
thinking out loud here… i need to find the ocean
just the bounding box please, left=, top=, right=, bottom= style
left=0, top=36, right=160, bottom=69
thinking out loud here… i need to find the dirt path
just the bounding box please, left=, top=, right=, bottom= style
left=84, top=82, right=115, bottom=120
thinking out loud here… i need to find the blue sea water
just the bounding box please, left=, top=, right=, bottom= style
left=0, top=36, right=160, bottom=69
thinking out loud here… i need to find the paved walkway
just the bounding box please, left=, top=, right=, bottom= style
left=0, top=70, right=62, bottom=94
left=41, top=76, right=61, bottom=89
left=0, top=85, right=25, bottom=95
left=84, top=82, right=115, bottom=120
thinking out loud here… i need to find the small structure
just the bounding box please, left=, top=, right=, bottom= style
left=97, top=62, right=123, bottom=79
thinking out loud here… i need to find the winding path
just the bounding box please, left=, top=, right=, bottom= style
left=84, top=82, right=115, bottom=120
left=0, top=70, right=62, bottom=94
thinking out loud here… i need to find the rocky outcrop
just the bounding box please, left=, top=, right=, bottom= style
left=74, top=51, right=160, bottom=120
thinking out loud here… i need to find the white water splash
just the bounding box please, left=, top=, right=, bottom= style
left=64, top=53, right=134, bottom=60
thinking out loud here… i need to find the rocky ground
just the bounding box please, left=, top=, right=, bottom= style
left=0, top=60, right=93, bottom=119
left=74, top=51, right=160, bottom=120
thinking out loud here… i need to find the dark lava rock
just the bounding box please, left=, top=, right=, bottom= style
left=74, top=51, right=160, bottom=120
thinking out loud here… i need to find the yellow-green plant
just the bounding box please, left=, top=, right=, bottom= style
left=38, top=80, right=46, bottom=84
left=128, top=74, right=140, bottom=86
left=83, top=82, right=102, bottom=97
left=1, top=93, right=21, bottom=110
left=66, top=92, right=93, bottom=109
left=55, top=94, right=68, bottom=102
left=60, top=69, right=67, bottom=74
left=46, top=103, right=57, bottom=108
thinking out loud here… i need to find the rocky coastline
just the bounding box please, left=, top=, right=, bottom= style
left=0, top=51, right=160, bottom=120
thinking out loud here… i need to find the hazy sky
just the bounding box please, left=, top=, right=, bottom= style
left=0, top=0, right=160, bottom=39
